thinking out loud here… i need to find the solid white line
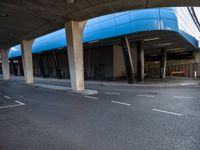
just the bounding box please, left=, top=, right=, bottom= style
left=4, top=95, right=11, bottom=99
left=84, top=96, right=98, bottom=100
left=105, top=92, right=120, bottom=95
left=173, top=96, right=193, bottom=99
left=0, top=100, right=25, bottom=109
left=137, top=95, right=155, bottom=98
left=111, top=101, right=131, bottom=106
left=152, top=109, right=182, bottom=116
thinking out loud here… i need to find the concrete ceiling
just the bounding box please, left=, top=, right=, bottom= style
left=0, top=0, right=200, bottom=48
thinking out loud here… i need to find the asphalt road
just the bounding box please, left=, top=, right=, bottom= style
left=0, top=79, right=199, bottom=150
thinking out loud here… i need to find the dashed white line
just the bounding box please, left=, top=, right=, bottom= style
left=84, top=96, right=98, bottom=100
left=173, top=96, right=193, bottom=99
left=152, top=109, right=182, bottom=116
left=137, top=95, right=155, bottom=98
left=4, top=95, right=11, bottom=99
left=105, top=92, right=120, bottom=95
left=15, top=100, right=25, bottom=105
left=111, top=100, right=131, bottom=106
left=0, top=100, right=25, bottom=109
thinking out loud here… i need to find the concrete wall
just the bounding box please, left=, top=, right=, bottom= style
left=8, top=47, right=200, bottom=80
left=113, top=45, right=126, bottom=79
left=146, top=56, right=200, bottom=78
left=88, top=46, right=113, bottom=80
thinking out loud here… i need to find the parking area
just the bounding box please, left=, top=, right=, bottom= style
left=0, top=78, right=200, bottom=150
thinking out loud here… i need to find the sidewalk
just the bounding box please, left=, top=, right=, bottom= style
left=9, top=76, right=200, bottom=88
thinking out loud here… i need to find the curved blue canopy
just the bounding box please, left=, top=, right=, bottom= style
left=9, top=7, right=200, bottom=58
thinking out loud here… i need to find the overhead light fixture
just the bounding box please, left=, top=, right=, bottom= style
left=155, top=43, right=172, bottom=46
left=150, top=54, right=158, bottom=57
left=144, top=37, right=160, bottom=42
left=66, top=0, right=76, bottom=4
left=88, top=40, right=99, bottom=44
left=169, top=48, right=186, bottom=51
left=0, top=13, right=8, bottom=17
left=154, top=61, right=160, bottom=64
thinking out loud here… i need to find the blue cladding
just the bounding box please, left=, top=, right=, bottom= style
left=9, top=7, right=200, bottom=58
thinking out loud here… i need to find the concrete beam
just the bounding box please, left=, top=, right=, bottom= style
left=1, top=48, right=10, bottom=80
left=65, top=20, right=86, bottom=91
left=21, top=39, right=34, bottom=84
left=137, top=41, right=144, bottom=82
left=160, top=48, right=167, bottom=79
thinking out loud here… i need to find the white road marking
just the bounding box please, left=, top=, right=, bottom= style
left=15, top=100, right=25, bottom=105
left=4, top=96, right=11, bottom=99
left=84, top=96, right=98, bottom=100
left=137, top=95, right=155, bottom=98
left=0, top=100, right=25, bottom=109
left=152, top=109, right=182, bottom=116
left=111, top=100, right=131, bottom=106
left=105, top=92, right=120, bottom=95
left=173, top=96, right=193, bottom=99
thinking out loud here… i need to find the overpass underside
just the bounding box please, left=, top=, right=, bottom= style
left=0, top=0, right=200, bottom=48
left=0, top=1, right=200, bottom=91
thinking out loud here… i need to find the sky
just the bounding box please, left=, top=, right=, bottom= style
left=194, top=7, right=200, bottom=22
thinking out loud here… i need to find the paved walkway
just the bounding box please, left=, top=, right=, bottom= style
left=7, top=76, right=200, bottom=88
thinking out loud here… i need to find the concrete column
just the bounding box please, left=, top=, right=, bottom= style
left=1, top=49, right=10, bottom=80
left=193, top=51, right=200, bottom=77
left=137, top=41, right=144, bottom=82
left=21, top=39, right=34, bottom=84
left=65, top=20, right=86, bottom=91
left=121, top=36, right=135, bottom=83
left=160, top=48, right=167, bottom=79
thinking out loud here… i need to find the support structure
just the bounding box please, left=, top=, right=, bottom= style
left=10, top=58, right=18, bottom=76
left=121, top=36, right=135, bottom=84
left=65, top=20, right=86, bottom=91
left=52, top=50, right=62, bottom=79
left=36, top=54, right=46, bottom=78
left=18, top=57, right=24, bottom=76
left=21, top=39, right=34, bottom=84
left=136, top=41, right=144, bottom=82
left=160, top=48, right=167, bottom=79
left=1, top=49, right=10, bottom=80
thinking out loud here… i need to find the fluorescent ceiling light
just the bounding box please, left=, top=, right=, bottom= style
left=154, top=61, right=160, bottom=64
left=150, top=54, right=158, bottom=57
left=88, top=40, right=99, bottom=44
left=169, top=48, right=186, bottom=51
left=155, top=43, right=172, bottom=46
left=144, top=38, right=160, bottom=41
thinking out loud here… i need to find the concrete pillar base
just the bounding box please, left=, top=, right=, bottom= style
left=1, top=49, right=10, bottom=80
